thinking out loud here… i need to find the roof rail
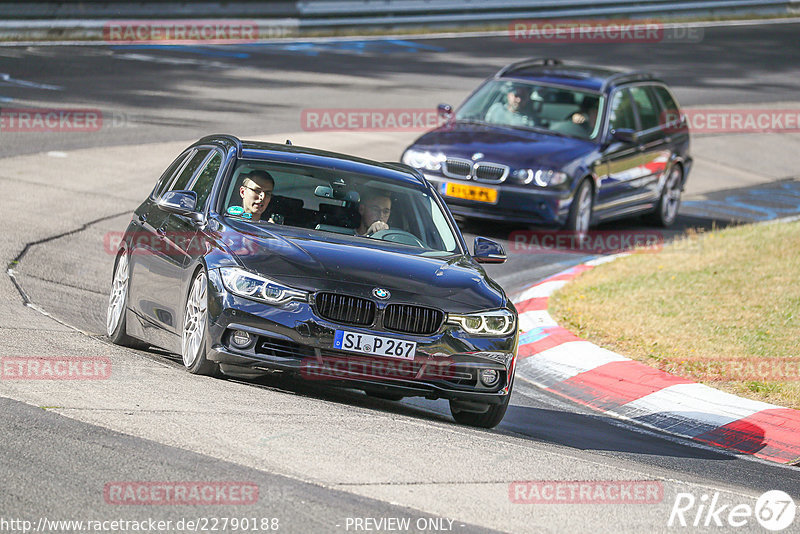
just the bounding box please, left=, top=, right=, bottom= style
left=601, top=71, right=655, bottom=91
left=197, top=134, right=243, bottom=157
left=496, top=58, right=562, bottom=78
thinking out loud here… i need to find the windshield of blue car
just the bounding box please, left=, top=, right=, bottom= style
left=221, top=160, right=462, bottom=256
left=456, top=80, right=605, bottom=140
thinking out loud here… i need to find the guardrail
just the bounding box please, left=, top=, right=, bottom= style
left=0, top=0, right=796, bottom=39
left=296, top=0, right=798, bottom=27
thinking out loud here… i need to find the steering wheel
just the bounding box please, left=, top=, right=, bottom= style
left=370, top=229, right=425, bottom=248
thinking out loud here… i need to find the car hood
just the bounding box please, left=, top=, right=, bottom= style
left=215, top=221, right=506, bottom=313
left=410, top=121, right=596, bottom=169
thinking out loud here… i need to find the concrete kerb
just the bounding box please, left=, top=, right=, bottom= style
left=511, top=232, right=800, bottom=465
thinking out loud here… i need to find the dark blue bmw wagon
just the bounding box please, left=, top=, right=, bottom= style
left=402, top=58, right=692, bottom=231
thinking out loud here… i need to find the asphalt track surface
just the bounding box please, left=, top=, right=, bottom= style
left=2, top=21, right=800, bottom=533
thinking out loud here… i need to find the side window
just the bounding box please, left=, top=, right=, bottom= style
left=652, top=86, right=681, bottom=126
left=190, top=151, right=222, bottom=211
left=152, top=151, right=191, bottom=199
left=629, top=86, right=660, bottom=131
left=167, top=149, right=211, bottom=194
left=608, top=89, right=636, bottom=131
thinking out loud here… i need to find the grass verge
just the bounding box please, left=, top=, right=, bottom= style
left=549, top=221, right=800, bottom=408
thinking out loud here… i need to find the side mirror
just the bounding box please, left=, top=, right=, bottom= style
left=159, top=190, right=197, bottom=214
left=473, top=236, right=506, bottom=264
left=437, top=103, right=453, bottom=119
left=610, top=128, right=638, bottom=144
left=158, top=190, right=203, bottom=222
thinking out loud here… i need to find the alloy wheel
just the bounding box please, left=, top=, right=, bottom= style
left=182, top=272, right=208, bottom=368
left=106, top=253, right=128, bottom=336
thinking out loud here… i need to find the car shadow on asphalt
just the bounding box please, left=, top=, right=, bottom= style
left=499, top=403, right=739, bottom=461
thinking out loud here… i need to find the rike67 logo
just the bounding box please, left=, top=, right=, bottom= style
left=668, top=490, right=796, bottom=531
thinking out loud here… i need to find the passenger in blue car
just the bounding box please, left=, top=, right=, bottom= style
left=570, top=95, right=600, bottom=133
left=485, top=85, right=535, bottom=127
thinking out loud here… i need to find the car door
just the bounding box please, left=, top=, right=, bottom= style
left=128, top=149, right=193, bottom=324
left=652, top=83, right=690, bottom=172
left=132, top=147, right=211, bottom=340
left=628, top=85, right=672, bottom=203
left=160, top=149, right=224, bottom=336
left=596, top=87, right=643, bottom=213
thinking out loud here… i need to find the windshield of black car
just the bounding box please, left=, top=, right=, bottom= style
left=456, top=80, right=604, bottom=140
left=221, top=160, right=462, bottom=256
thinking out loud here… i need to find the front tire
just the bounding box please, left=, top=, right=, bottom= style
left=564, top=179, right=593, bottom=234
left=449, top=380, right=513, bottom=429
left=648, top=165, right=683, bottom=227
left=107, top=251, right=143, bottom=348
left=182, top=269, right=218, bottom=376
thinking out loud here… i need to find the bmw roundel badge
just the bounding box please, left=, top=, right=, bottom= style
left=372, top=287, right=390, bottom=300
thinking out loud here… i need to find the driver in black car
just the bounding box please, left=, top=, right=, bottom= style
left=356, top=190, right=392, bottom=236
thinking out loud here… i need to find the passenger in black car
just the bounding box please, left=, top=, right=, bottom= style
left=356, top=190, right=392, bottom=236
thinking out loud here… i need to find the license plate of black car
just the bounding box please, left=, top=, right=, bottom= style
left=333, top=330, right=417, bottom=360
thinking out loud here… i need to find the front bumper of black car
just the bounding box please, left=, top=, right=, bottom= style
left=204, top=271, right=518, bottom=404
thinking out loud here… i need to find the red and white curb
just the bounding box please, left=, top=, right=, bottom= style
left=511, top=256, right=800, bottom=464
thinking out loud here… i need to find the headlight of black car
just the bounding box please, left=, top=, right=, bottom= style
left=220, top=267, right=308, bottom=305
left=447, top=309, right=516, bottom=336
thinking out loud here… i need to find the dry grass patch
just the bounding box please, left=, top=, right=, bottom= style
left=549, top=221, right=800, bottom=408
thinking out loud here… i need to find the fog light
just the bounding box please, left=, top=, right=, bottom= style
left=230, top=329, right=254, bottom=349
left=479, top=369, right=500, bottom=387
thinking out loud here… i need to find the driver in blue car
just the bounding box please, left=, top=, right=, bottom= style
left=356, top=190, right=392, bottom=236
left=485, top=85, right=535, bottom=127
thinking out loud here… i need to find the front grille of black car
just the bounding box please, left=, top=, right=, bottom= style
left=443, top=158, right=471, bottom=178
left=315, top=292, right=376, bottom=326
left=474, top=162, right=509, bottom=183
left=383, top=304, right=444, bottom=335
left=256, top=337, right=314, bottom=359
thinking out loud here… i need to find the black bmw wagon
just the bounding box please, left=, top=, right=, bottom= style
left=107, top=135, right=518, bottom=428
